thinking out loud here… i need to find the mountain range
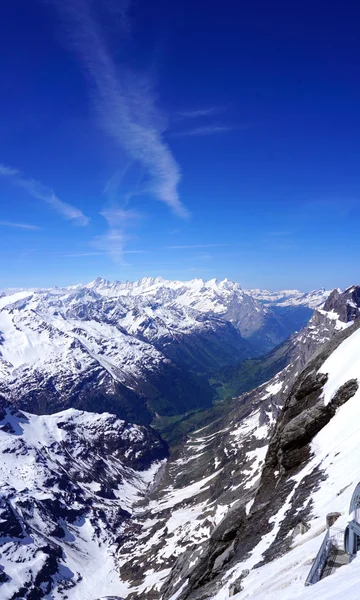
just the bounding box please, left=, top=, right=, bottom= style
left=0, top=278, right=329, bottom=424
left=2, top=278, right=360, bottom=600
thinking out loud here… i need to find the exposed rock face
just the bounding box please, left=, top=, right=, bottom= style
left=322, top=285, right=360, bottom=322
left=115, top=374, right=286, bottom=599
left=0, top=396, right=167, bottom=599
left=170, top=319, right=360, bottom=600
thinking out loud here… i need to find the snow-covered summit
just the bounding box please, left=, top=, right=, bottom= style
left=84, top=276, right=245, bottom=314
left=83, top=276, right=330, bottom=313
left=0, top=396, right=167, bottom=599
left=248, top=287, right=331, bottom=308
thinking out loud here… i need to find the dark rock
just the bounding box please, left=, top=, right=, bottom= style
left=326, top=512, right=342, bottom=528
left=175, top=320, right=360, bottom=600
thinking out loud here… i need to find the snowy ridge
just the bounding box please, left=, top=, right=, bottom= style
left=0, top=398, right=167, bottom=599
left=248, top=287, right=331, bottom=308
left=157, top=316, right=360, bottom=600
left=84, top=277, right=245, bottom=312
left=203, top=322, right=360, bottom=600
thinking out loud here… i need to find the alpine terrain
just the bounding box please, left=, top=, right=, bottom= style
left=0, top=278, right=328, bottom=425
left=2, top=280, right=360, bottom=600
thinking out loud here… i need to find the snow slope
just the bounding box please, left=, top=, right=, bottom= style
left=206, top=322, right=360, bottom=600
left=0, top=397, right=167, bottom=599
left=248, top=288, right=331, bottom=308
left=161, top=318, right=360, bottom=600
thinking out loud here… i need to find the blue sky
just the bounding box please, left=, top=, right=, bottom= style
left=1, top=0, right=360, bottom=290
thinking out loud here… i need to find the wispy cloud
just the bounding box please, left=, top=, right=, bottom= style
left=194, top=253, right=213, bottom=261
left=65, top=249, right=147, bottom=257
left=0, top=220, right=41, bottom=230
left=93, top=207, right=143, bottom=262
left=267, top=231, right=292, bottom=237
left=100, top=208, right=142, bottom=226
left=0, top=165, right=19, bottom=177
left=177, top=106, right=227, bottom=119
left=92, top=229, right=126, bottom=263
left=0, top=163, right=89, bottom=226
left=53, top=0, right=189, bottom=219
left=168, top=243, right=228, bottom=249
left=172, top=124, right=245, bottom=137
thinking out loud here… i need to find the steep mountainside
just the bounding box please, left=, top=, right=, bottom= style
left=0, top=398, right=167, bottom=600
left=0, top=278, right=327, bottom=423
left=172, top=318, right=360, bottom=600
left=116, top=376, right=282, bottom=599
left=109, top=287, right=360, bottom=600
left=213, top=285, right=360, bottom=403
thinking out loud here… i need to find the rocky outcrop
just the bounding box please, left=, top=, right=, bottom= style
left=322, top=285, right=360, bottom=322
left=170, top=319, right=360, bottom=600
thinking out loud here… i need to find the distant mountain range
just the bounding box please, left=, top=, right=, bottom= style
left=0, top=277, right=330, bottom=423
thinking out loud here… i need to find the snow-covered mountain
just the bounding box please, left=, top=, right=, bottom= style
left=107, top=286, right=360, bottom=600
left=2, top=282, right=360, bottom=600
left=0, top=278, right=327, bottom=423
left=248, top=287, right=331, bottom=308
left=168, top=318, right=360, bottom=600
left=0, top=397, right=167, bottom=600
left=85, top=277, right=329, bottom=311
left=0, top=286, right=252, bottom=423
left=84, top=276, right=329, bottom=347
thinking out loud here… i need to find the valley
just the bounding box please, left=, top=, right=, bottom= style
left=0, top=278, right=328, bottom=426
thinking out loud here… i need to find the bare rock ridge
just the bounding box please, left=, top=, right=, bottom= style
left=168, top=317, right=360, bottom=600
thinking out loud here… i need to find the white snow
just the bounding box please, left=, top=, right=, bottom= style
left=209, top=324, right=360, bottom=600
left=248, top=288, right=331, bottom=308
left=0, top=404, right=164, bottom=600
left=317, top=308, right=352, bottom=331
left=319, top=326, right=360, bottom=405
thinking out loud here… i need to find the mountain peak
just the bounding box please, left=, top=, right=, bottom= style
left=322, top=285, right=360, bottom=323
left=86, top=276, right=111, bottom=288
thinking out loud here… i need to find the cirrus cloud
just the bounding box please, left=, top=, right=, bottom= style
left=0, top=163, right=89, bottom=226
left=51, top=0, right=189, bottom=219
